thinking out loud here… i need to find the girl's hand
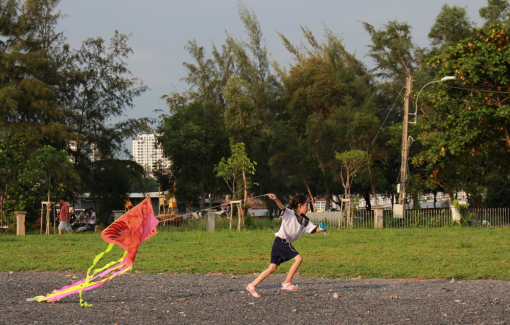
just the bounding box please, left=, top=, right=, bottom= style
left=267, top=193, right=277, bottom=200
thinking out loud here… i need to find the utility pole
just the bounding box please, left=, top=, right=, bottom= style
left=399, top=73, right=412, bottom=205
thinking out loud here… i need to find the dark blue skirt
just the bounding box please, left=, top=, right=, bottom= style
left=270, top=237, right=299, bottom=265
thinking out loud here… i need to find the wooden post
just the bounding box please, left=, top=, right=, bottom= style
left=40, top=203, right=44, bottom=234
left=230, top=200, right=243, bottom=232
left=15, top=211, right=26, bottom=236
left=206, top=211, right=215, bottom=232
left=373, top=207, right=384, bottom=229
left=399, top=73, right=412, bottom=205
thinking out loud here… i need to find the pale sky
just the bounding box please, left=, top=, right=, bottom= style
left=55, top=0, right=485, bottom=133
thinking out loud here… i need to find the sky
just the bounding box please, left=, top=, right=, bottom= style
left=55, top=0, right=485, bottom=150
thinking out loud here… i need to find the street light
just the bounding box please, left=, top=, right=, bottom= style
left=410, top=76, right=456, bottom=124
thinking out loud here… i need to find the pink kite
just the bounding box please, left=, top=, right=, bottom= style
left=28, top=198, right=159, bottom=306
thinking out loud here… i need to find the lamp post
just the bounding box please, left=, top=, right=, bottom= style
left=398, top=75, right=456, bottom=206
left=410, top=76, right=456, bottom=124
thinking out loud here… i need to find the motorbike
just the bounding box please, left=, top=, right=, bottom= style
left=70, top=210, right=92, bottom=232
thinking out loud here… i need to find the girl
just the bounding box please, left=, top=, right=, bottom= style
left=246, top=193, right=326, bottom=297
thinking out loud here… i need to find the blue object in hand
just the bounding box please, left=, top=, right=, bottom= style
left=319, top=221, right=327, bottom=235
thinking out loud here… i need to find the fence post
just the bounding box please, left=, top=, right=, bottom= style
left=451, top=206, right=461, bottom=224
left=373, top=207, right=384, bottom=229
left=15, top=211, right=26, bottom=236
left=112, top=210, right=125, bottom=222
left=206, top=212, right=215, bottom=232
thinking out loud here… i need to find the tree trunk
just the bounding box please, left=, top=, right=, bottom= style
left=200, top=183, right=205, bottom=210
left=362, top=190, right=372, bottom=211
left=324, top=178, right=331, bottom=210
left=302, top=176, right=316, bottom=212
left=46, top=189, right=51, bottom=235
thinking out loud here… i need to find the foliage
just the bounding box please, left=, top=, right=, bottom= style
left=0, top=0, right=70, bottom=145
left=223, top=76, right=258, bottom=144
left=483, top=174, right=510, bottom=207
left=87, top=159, right=146, bottom=224
left=363, top=20, right=416, bottom=82
left=480, top=0, right=510, bottom=28
left=60, top=31, right=151, bottom=173
left=157, top=101, right=229, bottom=210
left=214, top=142, right=257, bottom=201
left=453, top=199, right=471, bottom=226
left=18, top=145, right=79, bottom=202
left=335, top=150, right=369, bottom=199
left=414, top=24, right=510, bottom=204
left=279, top=29, right=379, bottom=208
left=428, top=4, right=474, bottom=50
left=0, top=0, right=152, bottom=224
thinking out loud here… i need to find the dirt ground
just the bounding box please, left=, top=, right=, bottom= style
left=1, top=272, right=510, bottom=324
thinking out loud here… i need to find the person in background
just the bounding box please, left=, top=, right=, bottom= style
left=58, top=198, right=75, bottom=235
left=88, top=207, right=96, bottom=232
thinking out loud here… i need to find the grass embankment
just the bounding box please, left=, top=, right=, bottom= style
left=1, top=227, right=509, bottom=280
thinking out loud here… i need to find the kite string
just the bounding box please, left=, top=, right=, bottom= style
left=162, top=194, right=271, bottom=218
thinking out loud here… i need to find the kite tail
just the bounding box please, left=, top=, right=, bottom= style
left=28, top=243, right=132, bottom=307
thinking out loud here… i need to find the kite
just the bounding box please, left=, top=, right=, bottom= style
left=27, top=198, right=159, bottom=306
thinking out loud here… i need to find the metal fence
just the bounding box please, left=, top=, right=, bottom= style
left=383, top=208, right=452, bottom=228
left=310, top=207, right=510, bottom=230
left=0, top=213, right=14, bottom=233
left=3, top=207, right=510, bottom=234
left=468, top=208, right=510, bottom=227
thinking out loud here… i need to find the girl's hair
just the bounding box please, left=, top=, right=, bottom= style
left=287, top=194, right=309, bottom=211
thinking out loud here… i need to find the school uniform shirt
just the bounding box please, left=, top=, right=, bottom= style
left=274, top=208, right=316, bottom=243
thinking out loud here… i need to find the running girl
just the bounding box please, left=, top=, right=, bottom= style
left=246, top=193, right=326, bottom=297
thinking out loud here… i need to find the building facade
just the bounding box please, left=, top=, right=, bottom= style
left=132, top=134, right=171, bottom=172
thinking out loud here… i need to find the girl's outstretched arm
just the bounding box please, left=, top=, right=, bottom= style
left=267, top=193, right=285, bottom=211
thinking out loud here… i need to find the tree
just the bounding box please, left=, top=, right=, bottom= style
left=224, top=76, right=258, bottom=145
left=480, top=0, right=510, bottom=28
left=413, top=24, right=510, bottom=206
left=87, top=159, right=146, bottom=224
left=157, top=101, right=229, bottom=211
left=428, top=4, right=474, bottom=50
left=336, top=150, right=369, bottom=227
left=336, top=150, right=369, bottom=200
left=280, top=28, right=379, bottom=208
left=363, top=20, right=416, bottom=82
left=214, top=142, right=256, bottom=231
left=0, top=0, right=70, bottom=146
left=60, top=31, right=151, bottom=176
left=17, top=145, right=79, bottom=233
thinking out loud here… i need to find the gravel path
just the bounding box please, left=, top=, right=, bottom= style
left=1, top=272, right=510, bottom=324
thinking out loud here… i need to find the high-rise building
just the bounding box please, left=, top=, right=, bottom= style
left=132, top=134, right=171, bottom=172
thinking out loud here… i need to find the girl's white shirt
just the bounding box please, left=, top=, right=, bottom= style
left=274, top=208, right=316, bottom=243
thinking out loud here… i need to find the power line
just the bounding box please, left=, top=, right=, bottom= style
left=446, top=86, right=510, bottom=94
left=368, top=83, right=406, bottom=151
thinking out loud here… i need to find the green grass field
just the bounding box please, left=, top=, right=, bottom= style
left=1, top=227, right=509, bottom=280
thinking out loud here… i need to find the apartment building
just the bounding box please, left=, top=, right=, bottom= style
left=132, top=134, right=171, bottom=172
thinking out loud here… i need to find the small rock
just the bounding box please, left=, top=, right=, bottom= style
left=333, top=293, right=339, bottom=299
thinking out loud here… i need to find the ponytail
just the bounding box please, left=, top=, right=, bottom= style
left=287, top=194, right=309, bottom=211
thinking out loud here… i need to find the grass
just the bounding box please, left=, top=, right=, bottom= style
left=1, top=227, right=510, bottom=280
